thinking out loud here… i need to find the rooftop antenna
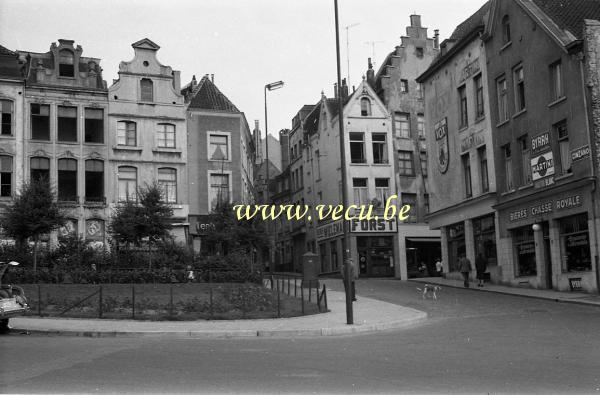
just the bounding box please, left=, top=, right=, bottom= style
left=344, top=23, right=360, bottom=86
left=364, top=40, right=385, bottom=68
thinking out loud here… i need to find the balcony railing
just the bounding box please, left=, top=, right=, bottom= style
left=84, top=196, right=106, bottom=206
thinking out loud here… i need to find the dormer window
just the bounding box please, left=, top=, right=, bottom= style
left=59, top=49, right=74, bottom=77
left=360, top=97, right=371, bottom=116
left=140, top=78, right=153, bottom=102
left=502, top=15, right=511, bottom=44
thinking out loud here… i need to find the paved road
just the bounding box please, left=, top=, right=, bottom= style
left=2, top=279, right=599, bottom=393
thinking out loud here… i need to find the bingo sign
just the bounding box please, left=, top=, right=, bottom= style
left=86, top=219, right=104, bottom=241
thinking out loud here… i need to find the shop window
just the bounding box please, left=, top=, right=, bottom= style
left=31, top=104, right=50, bottom=140
left=58, top=158, right=77, bottom=202
left=503, top=144, right=513, bottom=191
left=502, top=15, right=511, bottom=44
left=514, top=226, right=536, bottom=276
left=401, top=193, right=417, bottom=223
left=349, top=133, right=366, bottom=163
left=420, top=151, right=428, bottom=177
left=549, top=60, right=564, bottom=101
left=372, top=133, right=388, bottom=164
left=394, top=112, right=410, bottom=138
left=0, top=155, right=12, bottom=197
left=30, top=156, right=49, bottom=183
left=400, top=79, right=409, bottom=93
left=1, top=100, right=13, bottom=135
left=140, top=78, right=153, bottom=102
left=560, top=213, right=591, bottom=272
left=360, top=98, right=371, bottom=116
left=85, top=108, right=104, bottom=143
left=458, top=85, right=468, bottom=128
left=158, top=168, right=177, bottom=203
left=118, top=166, right=137, bottom=201
left=497, top=77, right=509, bottom=122
left=117, top=121, right=136, bottom=146
left=519, top=136, right=531, bottom=185
left=157, top=123, right=176, bottom=148
left=462, top=153, right=472, bottom=198
left=57, top=106, right=77, bottom=142
left=352, top=178, right=368, bottom=206
left=478, top=146, right=489, bottom=192
left=473, top=215, right=497, bottom=265
left=447, top=222, right=466, bottom=272
left=555, top=120, right=571, bottom=174
left=58, top=49, right=74, bottom=77
left=85, top=160, right=104, bottom=203
left=474, top=74, right=484, bottom=119
left=514, top=66, right=526, bottom=112
left=375, top=178, right=390, bottom=204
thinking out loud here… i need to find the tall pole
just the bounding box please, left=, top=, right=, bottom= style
left=264, top=86, right=271, bottom=272
left=335, top=0, right=353, bottom=325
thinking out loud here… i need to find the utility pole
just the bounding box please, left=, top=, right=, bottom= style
left=344, top=22, right=360, bottom=86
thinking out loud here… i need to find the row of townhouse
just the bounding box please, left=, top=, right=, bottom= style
left=0, top=38, right=255, bottom=250
left=417, top=0, right=600, bottom=293
left=268, top=16, right=442, bottom=279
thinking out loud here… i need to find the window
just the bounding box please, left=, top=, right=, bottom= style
left=209, top=134, right=228, bottom=160
left=502, top=15, right=511, bottom=44
left=0, top=155, right=12, bottom=197
left=375, top=178, right=390, bottom=204
left=372, top=133, right=388, bottom=164
left=416, top=47, right=424, bottom=58
left=58, top=49, right=74, bottom=77
left=462, top=153, right=472, bottom=198
left=299, top=166, right=303, bottom=187
left=398, top=150, right=414, bottom=176
left=394, top=112, right=410, bottom=138
left=416, top=83, right=424, bottom=99
left=349, top=132, right=365, bottom=163
left=514, top=66, right=526, bottom=112
left=31, top=104, right=50, bottom=140
left=550, top=61, right=564, bottom=101
left=85, top=108, right=104, bottom=143
left=30, top=157, right=50, bottom=183
left=360, top=98, right=371, bottom=116
left=85, top=160, right=104, bottom=203
left=420, top=151, right=428, bottom=177
left=497, top=78, right=509, bottom=122
left=140, top=78, right=153, bottom=102
left=555, top=120, right=571, bottom=174
left=210, top=173, right=230, bottom=210
left=458, top=85, right=468, bottom=128
left=417, top=114, right=425, bottom=139
left=560, top=213, right=591, bottom=272
left=519, top=136, right=531, bottom=185
left=118, top=166, right=137, bottom=201
left=478, top=146, right=489, bottom=193
left=400, top=79, right=409, bottom=93
left=158, top=168, right=177, bottom=203
left=401, top=193, right=417, bottom=223
left=473, top=214, right=497, bottom=265
left=474, top=74, right=484, bottom=119
left=503, top=144, right=513, bottom=191
left=514, top=226, right=536, bottom=277
left=157, top=123, right=175, bottom=148
left=58, top=158, right=77, bottom=202
left=352, top=178, right=368, bottom=206
left=58, top=106, right=77, bottom=142
left=117, top=121, right=136, bottom=146
left=315, top=149, right=321, bottom=179
left=1, top=100, right=13, bottom=135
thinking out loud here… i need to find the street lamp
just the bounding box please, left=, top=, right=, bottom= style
left=264, top=80, right=284, bottom=272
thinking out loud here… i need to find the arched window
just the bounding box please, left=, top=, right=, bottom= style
left=118, top=166, right=137, bottom=201
left=140, top=78, right=153, bottom=102
left=85, top=159, right=104, bottom=203
left=158, top=168, right=177, bottom=203
left=117, top=121, right=136, bottom=146
left=30, top=156, right=50, bottom=183
left=502, top=15, right=511, bottom=44
left=59, top=49, right=74, bottom=77
left=58, top=158, right=77, bottom=202
left=360, top=97, right=371, bottom=116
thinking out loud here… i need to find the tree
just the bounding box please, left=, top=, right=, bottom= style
left=0, top=178, right=66, bottom=273
left=108, top=182, right=174, bottom=267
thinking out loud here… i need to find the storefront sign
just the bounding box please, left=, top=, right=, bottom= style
left=350, top=218, right=397, bottom=233
left=531, top=151, right=555, bottom=181
left=508, top=194, right=584, bottom=222
left=518, top=242, right=535, bottom=255
left=459, top=58, right=480, bottom=83
left=189, top=215, right=216, bottom=236
left=531, top=132, right=550, bottom=155
left=567, top=233, right=588, bottom=247
left=555, top=194, right=582, bottom=210
left=571, top=145, right=590, bottom=163
left=509, top=209, right=528, bottom=222
left=316, top=220, right=344, bottom=241
left=460, top=130, right=484, bottom=153
left=530, top=201, right=553, bottom=216
left=435, top=118, right=449, bottom=174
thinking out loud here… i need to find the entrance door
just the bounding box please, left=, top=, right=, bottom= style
left=544, top=237, right=552, bottom=289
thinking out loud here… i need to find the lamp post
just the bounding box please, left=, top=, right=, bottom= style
left=264, top=80, right=284, bottom=272
left=334, top=0, right=353, bottom=325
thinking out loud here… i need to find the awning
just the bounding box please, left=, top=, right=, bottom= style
left=405, top=237, right=441, bottom=243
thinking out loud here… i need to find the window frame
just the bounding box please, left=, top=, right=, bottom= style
left=31, top=103, right=50, bottom=141
left=140, top=78, right=154, bottom=102
left=0, top=99, right=13, bottom=136
left=458, top=84, right=468, bottom=128
left=208, top=171, right=232, bottom=211
left=117, top=166, right=137, bottom=201
left=514, top=66, right=526, bottom=112
left=117, top=121, right=137, bottom=146
left=497, top=77, right=509, bottom=123
left=478, top=146, right=489, bottom=193
left=349, top=132, right=366, bottom=164
left=394, top=112, right=411, bottom=139
left=397, top=150, right=415, bottom=176
left=58, top=158, right=78, bottom=202
left=157, top=123, right=176, bottom=149
left=0, top=155, right=13, bottom=197
left=352, top=178, right=368, bottom=206
left=84, top=108, right=104, bottom=144
left=371, top=133, right=388, bottom=164
left=549, top=60, right=564, bottom=102
left=555, top=120, right=571, bottom=174
left=360, top=97, right=372, bottom=116
left=474, top=74, right=485, bottom=119
left=85, top=159, right=104, bottom=203
left=504, top=144, right=513, bottom=191
left=158, top=167, right=177, bottom=204
left=519, top=136, right=532, bottom=185
left=207, top=131, right=231, bottom=162
left=57, top=106, right=78, bottom=142
left=462, top=153, right=472, bottom=198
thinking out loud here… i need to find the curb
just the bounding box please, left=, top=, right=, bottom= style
left=10, top=312, right=428, bottom=338
left=409, top=279, right=600, bottom=308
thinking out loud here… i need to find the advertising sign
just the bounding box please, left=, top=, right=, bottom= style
left=189, top=215, right=216, bottom=236
left=531, top=132, right=550, bottom=155
left=435, top=117, right=449, bottom=174
left=531, top=151, right=555, bottom=181
left=571, top=145, right=590, bottom=163
left=316, top=220, right=344, bottom=241
left=350, top=218, right=397, bottom=233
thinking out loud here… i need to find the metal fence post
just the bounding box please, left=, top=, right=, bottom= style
left=131, top=284, right=135, bottom=319
left=276, top=277, right=281, bottom=318
left=294, top=278, right=297, bottom=297
left=301, top=282, right=305, bottom=315
left=98, top=285, right=103, bottom=318
left=37, top=284, right=41, bottom=317
left=169, top=284, right=174, bottom=318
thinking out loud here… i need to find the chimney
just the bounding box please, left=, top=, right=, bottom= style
left=366, top=58, right=375, bottom=88
left=254, top=119, right=259, bottom=130
left=211, top=74, right=214, bottom=83
left=334, top=82, right=338, bottom=99
left=341, top=78, right=349, bottom=100
left=191, top=75, right=197, bottom=87
left=434, top=29, right=440, bottom=50
left=410, top=14, right=421, bottom=28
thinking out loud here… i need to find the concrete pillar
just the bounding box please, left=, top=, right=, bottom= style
left=465, top=219, right=475, bottom=276
left=533, top=223, right=547, bottom=289
left=440, top=226, right=449, bottom=273
left=549, top=219, right=561, bottom=290
left=398, top=233, right=408, bottom=280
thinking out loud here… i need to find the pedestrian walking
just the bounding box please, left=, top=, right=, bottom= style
left=341, top=256, right=357, bottom=302
left=186, top=265, right=195, bottom=283
left=475, top=253, right=488, bottom=287
left=435, top=258, right=443, bottom=277
left=458, top=254, right=472, bottom=288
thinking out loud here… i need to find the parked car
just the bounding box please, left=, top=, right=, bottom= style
left=0, top=261, right=28, bottom=333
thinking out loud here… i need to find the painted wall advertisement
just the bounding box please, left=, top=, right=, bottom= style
left=435, top=117, right=449, bottom=174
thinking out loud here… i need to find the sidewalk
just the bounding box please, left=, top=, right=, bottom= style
left=410, top=276, right=600, bottom=307
left=8, top=288, right=427, bottom=338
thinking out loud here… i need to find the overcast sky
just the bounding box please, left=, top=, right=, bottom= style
left=1, top=0, right=484, bottom=138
